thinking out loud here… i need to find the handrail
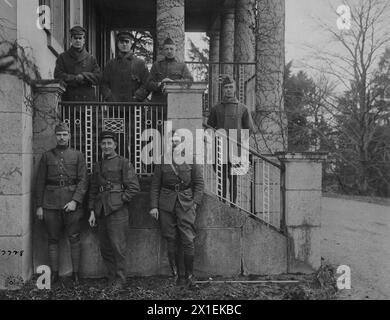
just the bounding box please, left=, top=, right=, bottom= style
left=59, top=101, right=166, bottom=106
left=202, top=123, right=282, bottom=169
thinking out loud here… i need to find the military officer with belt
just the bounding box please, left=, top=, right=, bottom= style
left=54, top=26, right=101, bottom=101
left=35, top=122, right=88, bottom=285
left=149, top=130, right=204, bottom=288
left=88, top=131, right=140, bottom=290
left=147, top=37, right=194, bottom=103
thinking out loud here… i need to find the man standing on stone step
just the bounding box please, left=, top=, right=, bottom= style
left=101, top=31, right=150, bottom=102
left=149, top=130, right=204, bottom=289
left=54, top=26, right=101, bottom=101
left=207, top=75, right=254, bottom=206
left=35, top=122, right=88, bottom=286
left=147, top=37, right=194, bottom=104
left=88, top=131, right=140, bottom=290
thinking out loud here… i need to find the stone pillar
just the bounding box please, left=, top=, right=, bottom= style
left=70, top=0, right=83, bottom=27
left=255, top=0, right=287, bottom=154
left=234, top=0, right=256, bottom=108
left=219, top=4, right=235, bottom=76
left=165, top=82, right=207, bottom=155
left=156, top=0, right=185, bottom=61
left=209, top=29, right=220, bottom=107
left=276, top=152, right=327, bottom=273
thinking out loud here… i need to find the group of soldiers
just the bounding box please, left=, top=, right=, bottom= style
left=54, top=26, right=193, bottom=103
left=35, top=25, right=255, bottom=291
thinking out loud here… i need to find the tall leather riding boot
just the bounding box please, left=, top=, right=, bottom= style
left=70, top=241, right=81, bottom=285
left=168, top=251, right=178, bottom=279
left=184, top=254, right=197, bottom=289
left=48, top=244, right=59, bottom=284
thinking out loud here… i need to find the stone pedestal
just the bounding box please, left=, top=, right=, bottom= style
left=165, top=82, right=207, bottom=156
left=277, top=152, right=327, bottom=273
left=219, top=6, right=235, bottom=76
left=156, top=0, right=185, bottom=61
left=255, top=0, right=287, bottom=153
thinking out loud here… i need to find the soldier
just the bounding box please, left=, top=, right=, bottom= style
left=35, top=122, right=88, bottom=285
left=149, top=130, right=204, bottom=288
left=147, top=37, right=194, bottom=103
left=88, top=131, right=140, bottom=290
left=54, top=26, right=101, bottom=101
left=101, top=31, right=150, bottom=102
left=207, top=75, right=255, bottom=205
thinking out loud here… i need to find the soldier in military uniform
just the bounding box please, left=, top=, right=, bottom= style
left=35, top=123, right=88, bottom=285
left=101, top=31, right=150, bottom=102
left=207, top=75, right=255, bottom=205
left=88, top=131, right=140, bottom=290
left=149, top=130, right=204, bottom=288
left=54, top=26, right=101, bottom=101
left=147, top=37, right=194, bottom=103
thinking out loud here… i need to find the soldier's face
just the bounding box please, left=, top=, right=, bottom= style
left=223, top=83, right=236, bottom=98
left=71, top=35, right=85, bottom=49
left=56, top=131, right=70, bottom=146
left=171, top=133, right=182, bottom=149
left=118, top=38, right=132, bottom=53
left=101, top=138, right=117, bottom=156
left=163, top=44, right=176, bottom=59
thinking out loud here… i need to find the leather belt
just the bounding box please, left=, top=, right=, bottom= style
left=46, top=179, right=77, bottom=187
left=163, top=184, right=191, bottom=192
left=99, top=183, right=123, bottom=193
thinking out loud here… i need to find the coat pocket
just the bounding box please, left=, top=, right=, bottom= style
left=108, top=191, right=124, bottom=212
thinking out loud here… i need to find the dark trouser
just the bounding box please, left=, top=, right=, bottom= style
left=98, top=208, right=129, bottom=283
left=214, top=162, right=238, bottom=204
left=43, top=209, right=83, bottom=273
left=160, top=201, right=196, bottom=257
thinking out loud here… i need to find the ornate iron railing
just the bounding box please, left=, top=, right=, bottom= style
left=202, top=124, right=285, bottom=231
left=58, top=101, right=166, bottom=176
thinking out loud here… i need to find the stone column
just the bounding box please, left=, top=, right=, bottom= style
left=156, top=0, right=185, bottom=62
left=164, top=82, right=207, bottom=156
left=276, top=152, right=327, bottom=273
left=234, top=0, right=256, bottom=108
left=255, top=0, right=287, bottom=154
left=219, top=4, right=235, bottom=76
left=209, top=29, right=220, bottom=107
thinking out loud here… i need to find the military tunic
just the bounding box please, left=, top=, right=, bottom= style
left=88, top=154, right=140, bottom=283
left=147, top=57, right=194, bottom=103
left=54, top=46, right=101, bottom=101
left=101, top=53, right=150, bottom=102
left=150, top=160, right=204, bottom=255
left=35, top=146, right=88, bottom=273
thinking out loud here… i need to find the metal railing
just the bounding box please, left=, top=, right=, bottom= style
left=59, top=101, right=166, bottom=176
left=202, top=124, right=285, bottom=231
left=185, top=61, right=256, bottom=114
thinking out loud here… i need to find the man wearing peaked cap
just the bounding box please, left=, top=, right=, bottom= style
left=35, top=122, right=88, bottom=286
left=207, top=75, right=255, bottom=206
left=88, top=130, right=140, bottom=290
left=146, top=37, right=193, bottom=103
left=54, top=25, right=101, bottom=101
left=101, top=30, right=149, bottom=102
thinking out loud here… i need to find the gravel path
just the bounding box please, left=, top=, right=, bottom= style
left=321, top=197, right=390, bottom=300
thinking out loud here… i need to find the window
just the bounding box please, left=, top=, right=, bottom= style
left=39, top=0, right=70, bottom=56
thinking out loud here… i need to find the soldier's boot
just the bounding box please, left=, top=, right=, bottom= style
left=51, top=271, right=59, bottom=285
left=184, top=254, right=198, bottom=289
left=71, top=272, right=80, bottom=285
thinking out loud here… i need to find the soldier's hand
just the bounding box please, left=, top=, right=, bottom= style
left=36, top=207, right=44, bottom=221
left=89, top=211, right=97, bottom=228
left=149, top=208, right=159, bottom=220
left=76, top=74, right=84, bottom=82
left=162, top=78, right=173, bottom=83
left=64, top=200, right=77, bottom=213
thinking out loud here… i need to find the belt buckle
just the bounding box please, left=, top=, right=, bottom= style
left=174, top=184, right=180, bottom=192
left=59, top=180, right=66, bottom=187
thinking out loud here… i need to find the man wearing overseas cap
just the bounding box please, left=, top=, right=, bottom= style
left=147, top=37, right=194, bottom=103
left=207, top=75, right=255, bottom=206
left=88, top=131, right=140, bottom=290
left=35, top=122, right=88, bottom=286
left=54, top=26, right=101, bottom=101
left=101, top=31, right=150, bottom=102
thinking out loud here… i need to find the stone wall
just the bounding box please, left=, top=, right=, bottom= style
left=33, top=191, right=288, bottom=278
